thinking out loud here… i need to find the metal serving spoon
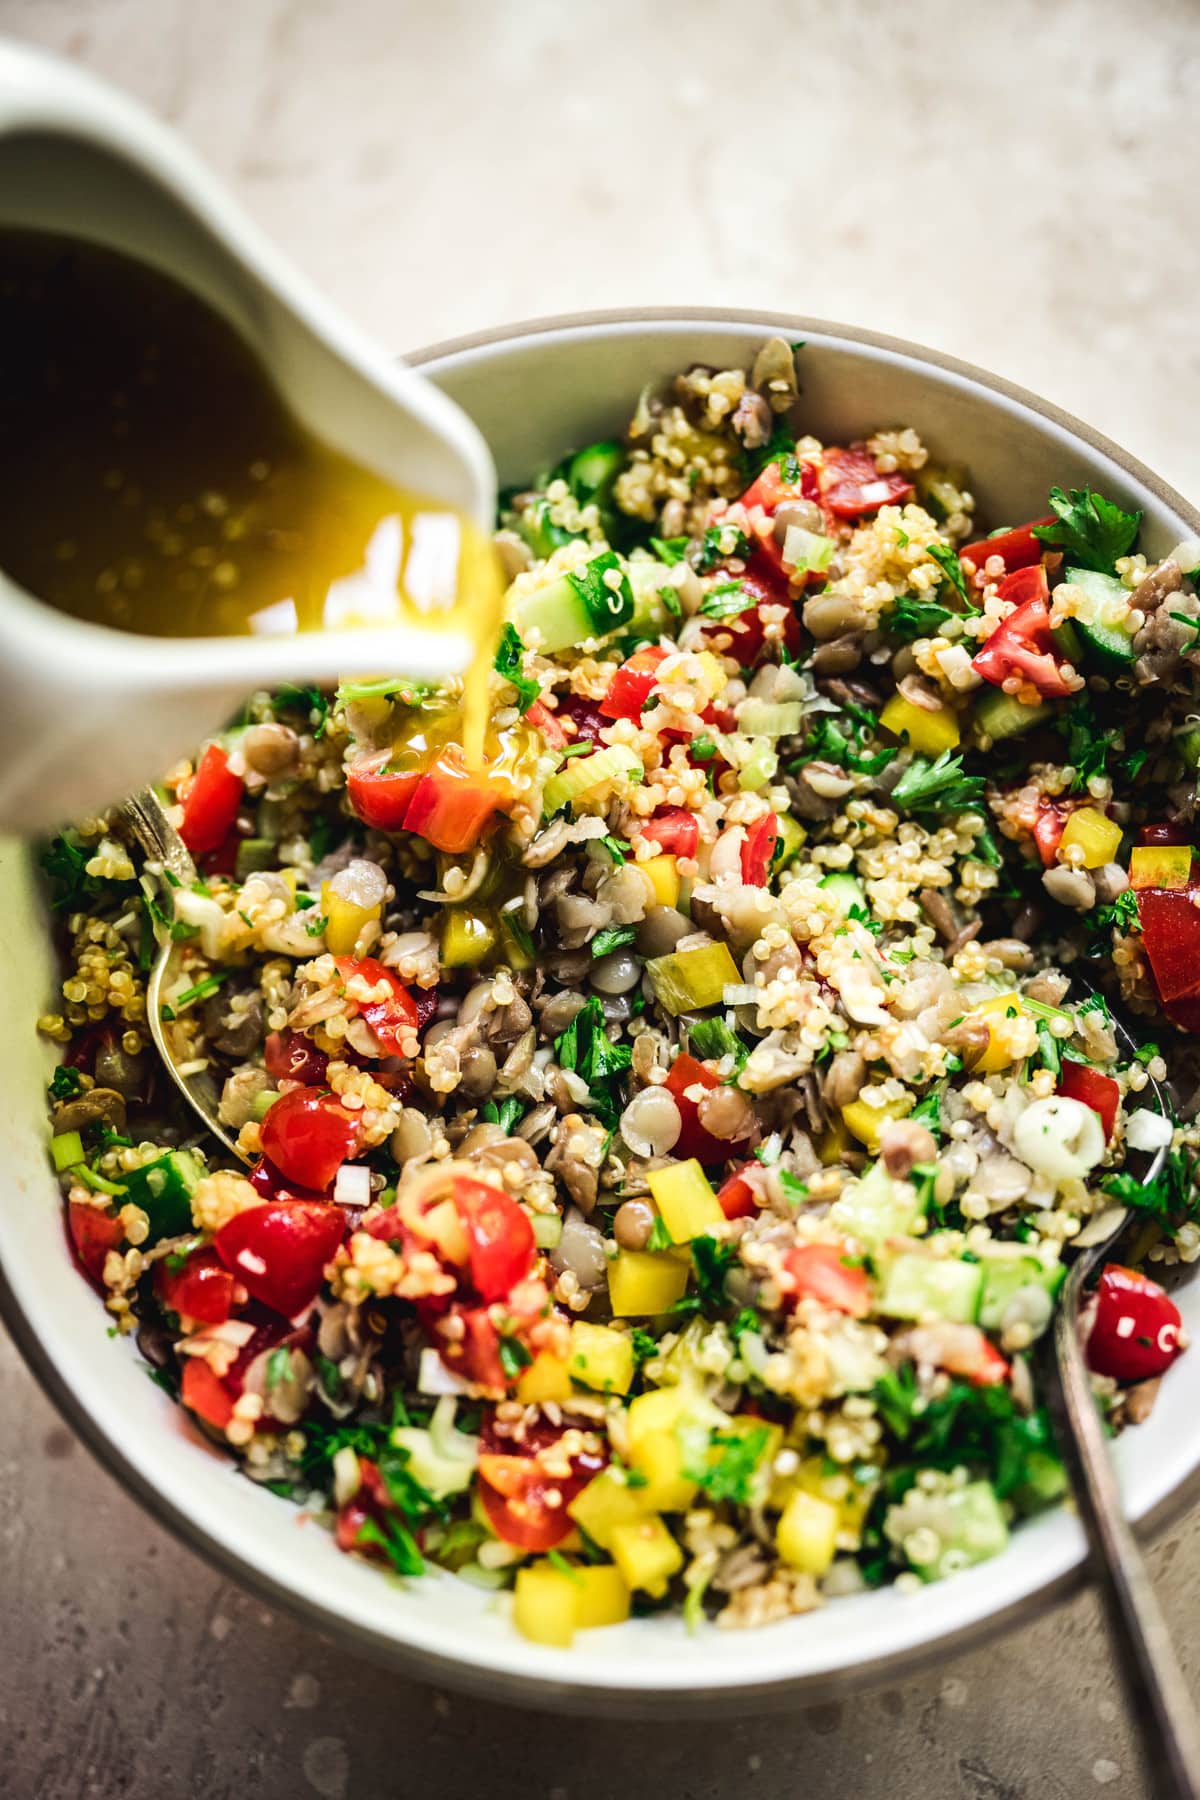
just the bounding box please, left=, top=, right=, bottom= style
left=1039, top=1015, right=1200, bottom=1799
left=120, top=788, right=247, bottom=1165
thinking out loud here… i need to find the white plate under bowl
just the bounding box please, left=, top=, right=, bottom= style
left=2, top=310, right=1199, bottom=1715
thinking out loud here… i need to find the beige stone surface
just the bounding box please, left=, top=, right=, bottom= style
left=1, top=1, right=1199, bottom=1795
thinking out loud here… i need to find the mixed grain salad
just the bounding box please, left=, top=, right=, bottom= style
left=39, top=339, right=1200, bottom=1645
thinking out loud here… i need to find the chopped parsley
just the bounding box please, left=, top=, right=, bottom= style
left=265, top=1346, right=294, bottom=1392
left=697, top=525, right=751, bottom=573
left=687, top=1015, right=749, bottom=1071
left=685, top=1426, right=771, bottom=1506
left=691, top=735, right=718, bottom=763
left=874, top=1367, right=1063, bottom=1509
left=645, top=1214, right=675, bottom=1251
left=497, top=1336, right=534, bottom=1379
left=554, top=996, right=632, bottom=1126
left=672, top=1234, right=739, bottom=1319
left=650, top=535, right=689, bottom=566
left=599, top=835, right=631, bottom=865
left=1033, top=485, right=1142, bottom=575
left=591, top=923, right=637, bottom=959
left=925, top=543, right=974, bottom=609
left=699, top=581, right=752, bottom=620
left=48, top=1065, right=83, bottom=1101
left=276, top=683, right=331, bottom=736
left=40, top=832, right=130, bottom=912
left=1091, top=887, right=1140, bottom=938
left=1058, top=694, right=1120, bottom=791
left=885, top=592, right=956, bottom=642
left=630, top=1328, right=659, bottom=1367
left=777, top=1171, right=809, bottom=1206
left=480, top=1096, right=527, bottom=1134
left=1102, top=1144, right=1197, bottom=1232
left=162, top=970, right=231, bottom=1018
left=890, top=750, right=985, bottom=815
left=800, top=709, right=895, bottom=778
left=492, top=622, right=539, bottom=715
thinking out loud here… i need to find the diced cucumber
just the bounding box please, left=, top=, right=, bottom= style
left=877, top=1252, right=983, bottom=1323
left=515, top=498, right=577, bottom=560
left=512, top=574, right=597, bottom=654
left=973, top=686, right=1053, bottom=742
left=626, top=557, right=679, bottom=633
left=889, top=1478, right=1010, bottom=1580
left=1055, top=568, right=1137, bottom=666
left=567, top=440, right=625, bottom=503
left=121, top=1148, right=205, bottom=1242
left=1176, top=725, right=1200, bottom=770
left=235, top=837, right=276, bottom=880
left=976, top=1250, right=1064, bottom=1332
left=830, top=1159, right=927, bottom=1249
left=818, top=871, right=867, bottom=917
left=1049, top=618, right=1084, bottom=663
left=773, top=813, right=806, bottom=872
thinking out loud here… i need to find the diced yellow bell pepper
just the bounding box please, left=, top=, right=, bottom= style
left=573, top=1563, right=631, bottom=1630
left=627, top=1384, right=693, bottom=1445
left=1130, top=844, right=1192, bottom=891
left=646, top=942, right=740, bottom=1015
left=516, top=1350, right=573, bottom=1405
left=513, top=1564, right=579, bottom=1647
left=841, top=1095, right=911, bottom=1153
left=641, top=854, right=682, bottom=908
left=879, top=692, right=961, bottom=757
left=321, top=880, right=381, bottom=956
left=569, top=1321, right=635, bottom=1395
left=609, top=1515, right=684, bottom=1597
left=646, top=1159, right=724, bottom=1241
left=566, top=1467, right=651, bottom=1548
left=817, top=1114, right=853, bottom=1166
left=608, top=1249, right=690, bottom=1318
left=1058, top=806, right=1122, bottom=870
left=774, top=813, right=807, bottom=870
left=969, top=991, right=1031, bottom=1074
left=787, top=1455, right=879, bottom=1541
left=629, top=1429, right=700, bottom=1513
left=441, top=907, right=497, bottom=968
left=777, top=1488, right=839, bottom=1575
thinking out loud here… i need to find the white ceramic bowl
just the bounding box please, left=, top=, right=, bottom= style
left=3, top=311, right=1199, bottom=1715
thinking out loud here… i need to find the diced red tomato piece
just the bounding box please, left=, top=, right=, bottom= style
left=819, top=448, right=913, bottom=520
left=970, top=1339, right=1012, bottom=1387
left=181, top=1357, right=236, bottom=1430
left=476, top=1413, right=608, bottom=1551
left=215, top=1200, right=347, bottom=1319
left=178, top=744, right=243, bottom=857
left=665, top=1053, right=752, bottom=1166
left=642, top=808, right=699, bottom=859
left=155, top=1246, right=236, bottom=1325
left=452, top=1174, right=535, bottom=1303
left=259, top=1089, right=360, bottom=1190
left=971, top=566, right=1076, bottom=699
left=1058, top=1060, right=1120, bottom=1141
left=1086, top=1263, right=1184, bottom=1383
left=959, top=517, right=1055, bottom=576
left=701, top=568, right=803, bottom=668
left=716, top=1165, right=760, bottom=1221
left=741, top=812, right=779, bottom=886
left=334, top=956, right=420, bottom=1057
left=525, top=699, right=569, bottom=748
left=1137, top=888, right=1200, bottom=1002
left=447, top=1304, right=510, bottom=1390
left=403, top=747, right=512, bottom=854
left=67, top=1201, right=124, bottom=1287
left=739, top=459, right=815, bottom=519
left=1032, top=799, right=1073, bottom=868
left=247, top=1156, right=329, bottom=1206
left=335, top=1497, right=373, bottom=1555
left=600, top=646, right=669, bottom=721
left=781, top=1242, right=872, bottom=1317
left=264, top=1030, right=329, bottom=1087
left=346, top=753, right=422, bottom=833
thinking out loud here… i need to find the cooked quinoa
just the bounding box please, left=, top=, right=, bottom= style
left=39, top=338, right=1200, bottom=1645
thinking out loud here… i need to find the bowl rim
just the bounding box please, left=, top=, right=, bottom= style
left=7, top=305, right=1200, bottom=1716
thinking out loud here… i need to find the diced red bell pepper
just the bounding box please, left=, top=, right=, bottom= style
left=971, top=566, right=1077, bottom=699
left=402, top=747, right=511, bottom=855
left=1033, top=799, right=1074, bottom=868
left=335, top=956, right=420, bottom=1057
left=959, top=516, right=1055, bottom=576
left=739, top=458, right=817, bottom=519
left=741, top=812, right=779, bottom=886
left=178, top=744, right=243, bottom=857
left=642, top=808, right=699, bottom=859
left=67, top=1201, right=124, bottom=1287
left=346, top=754, right=423, bottom=832
left=264, top=1030, right=329, bottom=1087
left=525, top=699, right=569, bottom=748
left=1086, top=1263, right=1184, bottom=1383
left=819, top=447, right=914, bottom=520
left=1058, top=1059, right=1120, bottom=1142
left=1137, top=888, right=1200, bottom=1002
left=1165, top=993, right=1200, bottom=1033
left=781, top=1242, right=872, bottom=1317
left=452, top=1174, right=535, bottom=1303
left=665, top=1053, right=752, bottom=1165
left=215, top=1199, right=347, bottom=1319
left=155, top=1245, right=236, bottom=1325
left=600, top=646, right=669, bottom=721
left=716, top=1164, right=760, bottom=1221
left=181, top=1357, right=236, bottom=1431
left=259, top=1088, right=361, bottom=1191
left=477, top=1413, right=608, bottom=1551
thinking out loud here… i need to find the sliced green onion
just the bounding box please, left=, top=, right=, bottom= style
left=50, top=1130, right=84, bottom=1172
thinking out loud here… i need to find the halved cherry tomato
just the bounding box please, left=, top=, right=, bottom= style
left=1137, top=889, right=1200, bottom=1003
left=781, top=1242, right=872, bottom=1317
left=215, top=1199, right=347, bottom=1319
left=260, top=1089, right=360, bottom=1190
left=525, top=699, right=569, bottom=748
left=477, top=1414, right=608, bottom=1551
left=453, top=1175, right=535, bottom=1303
left=346, top=753, right=422, bottom=832
left=741, top=812, right=779, bottom=886
left=1086, top=1263, right=1184, bottom=1383
left=334, top=957, right=420, bottom=1057
left=178, top=744, right=243, bottom=857
left=819, top=447, right=913, bottom=520
left=642, top=808, right=699, bottom=859
left=716, top=1165, right=760, bottom=1221
left=181, top=1357, right=236, bottom=1430
left=155, top=1245, right=236, bottom=1325
left=403, top=747, right=512, bottom=854
left=1058, top=1060, right=1120, bottom=1141
left=971, top=566, right=1076, bottom=699
left=665, top=1053, right=752, bottom=1165
left=264, top=1030, right=329, bottom=1087
left=959, top=516, right=1055, bottom=576
left=600, top=646, right=669, bottom=721
left=67, top=1201, right=124, bottom=1287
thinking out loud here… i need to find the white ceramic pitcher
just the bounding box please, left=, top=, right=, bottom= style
left=0, top=40, right=496, bottom=833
